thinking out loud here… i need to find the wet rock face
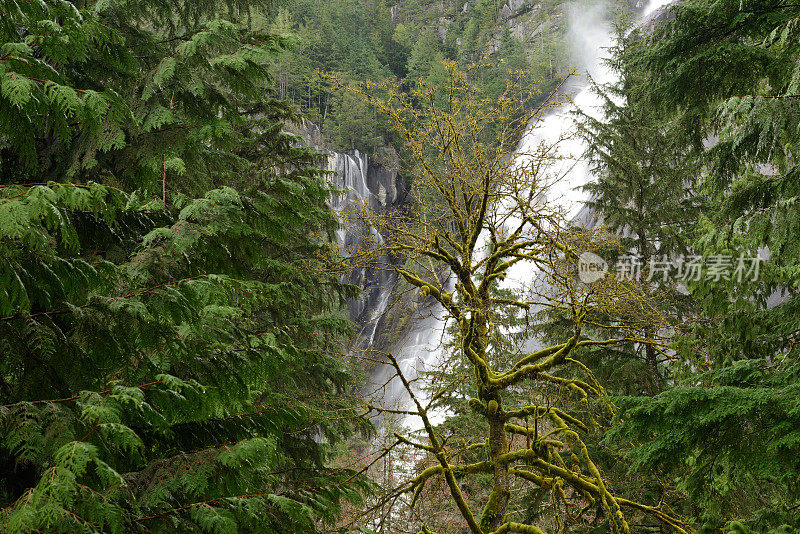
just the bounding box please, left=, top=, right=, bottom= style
left=325, top=150, right=407, bottom=350
left=367, top=159, right=401, bottom=208
left=640, top=1, right=680, bottom=32
left=287, top=118, right=408, bottom=351
left=647, top=3, right=677, bottom=25
left=328, top=150, right=406, bottom=212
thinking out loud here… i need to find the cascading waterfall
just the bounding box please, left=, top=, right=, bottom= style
left=367, top=0, right=674, bottom=431
left=326, top=149, right=405, bottom=350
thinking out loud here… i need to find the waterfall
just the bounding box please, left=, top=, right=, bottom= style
left=367, top=0, right=675, bottom=431
left=325, top=149, right=405, bottom=350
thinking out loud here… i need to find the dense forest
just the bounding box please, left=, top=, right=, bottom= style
left=0, top=0, right=798, bottom=533
left=265, top=0, right=569, bottom=153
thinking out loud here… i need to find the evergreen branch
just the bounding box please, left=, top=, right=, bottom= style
left=0, top=276, right=205, bottom=322
left=0, top=381, right=163, bottom=409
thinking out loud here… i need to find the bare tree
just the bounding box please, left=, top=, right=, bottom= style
left=337, top=62, right=689, bottom=534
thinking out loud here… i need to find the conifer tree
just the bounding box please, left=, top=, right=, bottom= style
left=606, top=1, right=800, bottom=529
left=575, top=33, right=702, bottom=396
left=553, top=30, right=706, bottom=532
left=0, top=0, right=370, bottom=531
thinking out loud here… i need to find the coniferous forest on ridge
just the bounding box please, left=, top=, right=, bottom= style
left=0, top=0, right=798, bottom=533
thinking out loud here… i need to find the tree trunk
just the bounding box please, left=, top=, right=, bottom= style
left=645, top=332, right=661, bottom=395
left=480, top=391, right=510, bottom=531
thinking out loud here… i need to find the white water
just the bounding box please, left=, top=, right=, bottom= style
left=369, top=0, right=674, bottom=431
left=503, top=0, right=672, bottom=281
left=523, top=0, right=672, bottom=220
